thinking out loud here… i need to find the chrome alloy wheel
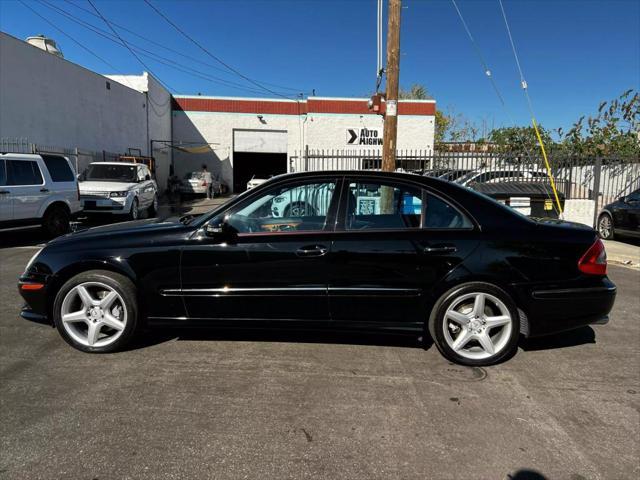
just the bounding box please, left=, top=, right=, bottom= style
left=598, top=215, right=612, bottom=239
left=60, top=282, right=127, bottom=348
left=443, top=292, right=513, bottom=360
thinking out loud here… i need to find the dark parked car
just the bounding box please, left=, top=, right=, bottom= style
left=597, top=189, right=640, bottom=240
left=18, top=171, right=616, bottom=366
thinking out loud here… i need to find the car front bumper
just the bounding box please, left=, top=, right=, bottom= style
left=80, top=194, right=132, bottom=214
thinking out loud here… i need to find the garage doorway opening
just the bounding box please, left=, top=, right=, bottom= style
left=233, top=152, right=287, bottom=192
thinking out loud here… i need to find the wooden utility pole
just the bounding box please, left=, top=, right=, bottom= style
left=381, top=0, right=401, bottom=172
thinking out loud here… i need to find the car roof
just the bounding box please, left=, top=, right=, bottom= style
left=0, top=153, right=65, bottom=160
left=89, top=162, right=142, bottom=167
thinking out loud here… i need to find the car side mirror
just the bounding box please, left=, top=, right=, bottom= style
left=205, top=219, right=237, bottom=242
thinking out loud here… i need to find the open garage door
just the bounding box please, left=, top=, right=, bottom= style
left=233, top=129, right=288, bottom=192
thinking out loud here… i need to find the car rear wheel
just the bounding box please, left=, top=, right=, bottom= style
left=428, top=282, right=520, bottom=366
left=42, top=205, right=70, bottom=238
left=53, top=270, right=138, bottom=353
left=598, top=213, right=614, bottom=240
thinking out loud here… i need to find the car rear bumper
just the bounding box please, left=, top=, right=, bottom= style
left=516, top=278, right=616, bottom=337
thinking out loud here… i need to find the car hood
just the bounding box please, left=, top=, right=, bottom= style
left=48, top=217, right=187, bottom=246
left=79, top=181, right=136, bottom=192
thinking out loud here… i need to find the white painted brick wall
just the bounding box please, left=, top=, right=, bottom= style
left=172, top=109, right=435, bottom=190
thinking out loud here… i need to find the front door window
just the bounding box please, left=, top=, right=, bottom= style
left=223, top=181, right=337, bottom=233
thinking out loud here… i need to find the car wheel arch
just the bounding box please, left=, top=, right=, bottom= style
left=41, top=200, right=70, bottom=219
left=425, top=273, right=526, bottom=331
left=46, top=259, right=138, bottom=320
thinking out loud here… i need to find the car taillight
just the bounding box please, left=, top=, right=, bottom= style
left=578, top=238, right=607, bottom=275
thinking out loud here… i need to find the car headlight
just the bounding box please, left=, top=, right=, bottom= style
left=110, top=191, right=129, bottom=198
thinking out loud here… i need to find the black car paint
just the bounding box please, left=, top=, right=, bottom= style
left=19, top=171, right=615, bottom=338
left=599, top=190, right=640, bottom=238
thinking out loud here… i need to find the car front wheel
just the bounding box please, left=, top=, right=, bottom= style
left=53, top=270, right=138, bottom=353
left=428, top=282, right=520, bottom=366
left=598, top=213, right=614, bottom=240
left=129, top=197, right=139, bottom=220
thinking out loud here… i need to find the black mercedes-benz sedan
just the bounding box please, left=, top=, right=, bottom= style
left=597, top=188, right=640, bottom=240
left=18, top=171, right=616, bottom=366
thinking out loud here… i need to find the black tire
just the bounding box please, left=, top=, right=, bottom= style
left=285, top=202, right=315, bottom=217
left=42, top=204, right=70, bottom=238
left=129, top=197, right=139, bottom=220
left=53, top=270, right=138, bottom=353
left=148, top=195, right=158, bottom=217
left=597, top=213, right=614, bottom=240
left=428, top=282, right=520, bottom=366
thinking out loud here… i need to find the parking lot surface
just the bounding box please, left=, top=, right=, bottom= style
left=0, top=241, right=638, bottom=479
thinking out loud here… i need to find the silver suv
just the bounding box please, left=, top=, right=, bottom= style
left=0, top=153, right=81, bottom=237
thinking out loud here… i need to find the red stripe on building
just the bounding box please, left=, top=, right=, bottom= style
left=172, top=97, right=308, bottom=115
left=173, top=97, right=435, bottom=116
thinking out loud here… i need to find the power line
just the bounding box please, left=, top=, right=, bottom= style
left=35, top=0, right=295, bottom=97
left=497, top=0, right=563, bottom=215
left=17, top=0, right=129, bottom=85
left=86, top=0, right=175, bottom=93
left=61, top=0, right=307, bottom=94
left=449, top=0, right=560, bottom=215
left=142, top=0, right=294, bottom=100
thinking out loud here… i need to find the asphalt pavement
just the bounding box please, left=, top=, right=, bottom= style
left=0, top=237, right=638, bottom=479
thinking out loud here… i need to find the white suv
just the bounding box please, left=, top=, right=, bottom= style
left=79, top=162, right=158, bottom=219
left=0, top=153, right=81, bottom=237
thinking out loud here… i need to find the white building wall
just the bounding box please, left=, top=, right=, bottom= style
left=0, top=33, right=172, bottom=190
left=172, top=98, right=435, bottom=191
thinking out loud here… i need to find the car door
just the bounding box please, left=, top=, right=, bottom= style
left=179, top=176, right=341, bottom=321
left=328, top=177, right=480, bottom=326
left=134, top=166, right=151, bottom=208
left=616, top=190, right=640, bottom=236
left=6, top=158, right=48, bottom=221
left=0, top=160, right=12, bottom=222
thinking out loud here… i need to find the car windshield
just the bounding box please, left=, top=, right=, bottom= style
left=440, top=170, right=471, bottom=181
left=455, top=171, right=479, bottom=184
left=184, top=172, right=205, bottom=180
left=85, top=164, right=137, bottom=182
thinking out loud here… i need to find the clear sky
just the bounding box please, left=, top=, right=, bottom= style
left=1, top=0, right=638, bottom=134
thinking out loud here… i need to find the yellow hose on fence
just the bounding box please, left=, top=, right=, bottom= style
left=531, top=118, right=564, bottom=215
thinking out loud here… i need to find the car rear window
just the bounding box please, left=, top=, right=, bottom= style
left=42, top=155, right=75, bottom=182
left=7, top=160, right=44, bottom=186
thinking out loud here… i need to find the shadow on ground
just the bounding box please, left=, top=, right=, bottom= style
left=122, top=323, right=597, bottom=355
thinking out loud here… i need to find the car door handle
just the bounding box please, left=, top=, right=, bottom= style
left=0, top=190, right=9, bottom=195
left=423, top=245, right=457, bottom=254
left=40, top=188, right=49, bottom=193
left=296, top=245, right=329, bottom=258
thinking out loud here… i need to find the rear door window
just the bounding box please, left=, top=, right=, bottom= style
left=345, top=180, right=472, bottom=230
left=7, top=160, right=44, bottom=186
left=42, top=155, right=75, bottom=182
